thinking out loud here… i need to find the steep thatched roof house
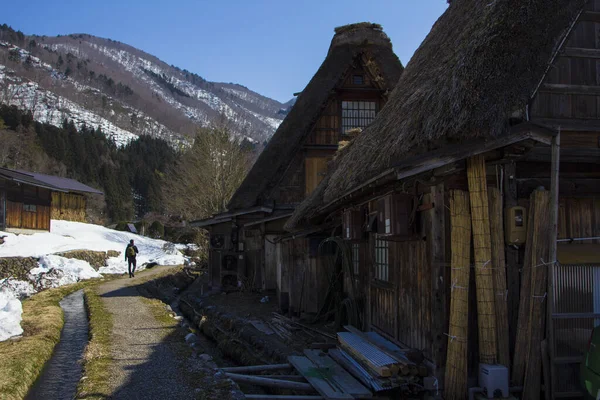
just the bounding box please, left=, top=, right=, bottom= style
left=191, top=23, right=403, bottom=297
left=286, top=0, right=600, bottom=398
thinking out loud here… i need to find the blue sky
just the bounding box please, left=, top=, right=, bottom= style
left=3, top=1, right=448, bottom=103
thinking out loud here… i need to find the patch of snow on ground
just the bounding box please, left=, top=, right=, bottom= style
left=0, top=278, right=36, bottom=300
left=30, top=255, right=102, bottom=290
left=0, top=220, right=187, bottom=275
left=0, top=288, right=23, bottom=341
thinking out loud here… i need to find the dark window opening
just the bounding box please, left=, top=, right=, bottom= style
left=352, top=74, right=364, bottom=85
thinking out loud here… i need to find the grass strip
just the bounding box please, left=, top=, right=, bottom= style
left=0, top=281, right=93, bottom=400
left=76, top=286, right=113, bottom=400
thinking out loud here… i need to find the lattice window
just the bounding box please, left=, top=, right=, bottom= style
left=352, top=243, right=360, bottom=275
left=342, top=101, right=377, bottom=133
left=23, top=204, right=37, bottom=212
left=374, top=237, right=389, bottom=282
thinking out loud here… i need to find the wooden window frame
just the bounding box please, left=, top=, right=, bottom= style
left=341, top=100, right=377, bottom=135
left=374, top=236, right=389, bottom=282
left=352, top=242, right=360, bottom=276
left=23, top=204, right=37, bottom=213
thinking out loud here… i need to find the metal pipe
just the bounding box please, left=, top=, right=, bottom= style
left=220, top=363, right=292, bottom=373
left=224, top=373, right=314, bottom=391
left=557, top=236, right=600, bottom=243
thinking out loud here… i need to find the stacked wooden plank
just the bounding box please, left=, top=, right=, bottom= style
left=336, top=331, right=421, bottom=378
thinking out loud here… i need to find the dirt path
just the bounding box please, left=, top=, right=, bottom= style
left=96, top=266, right=210, bottom=399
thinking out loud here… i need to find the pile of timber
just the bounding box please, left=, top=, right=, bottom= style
left=223, top=325, right=428, bottom=399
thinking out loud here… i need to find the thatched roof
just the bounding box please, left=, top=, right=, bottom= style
left=227, top=22, right=404, bottom=211
left=286, top=0, right=586, bottom=230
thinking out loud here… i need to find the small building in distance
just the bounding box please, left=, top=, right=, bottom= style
left=0, top=167, right=103, bottom=233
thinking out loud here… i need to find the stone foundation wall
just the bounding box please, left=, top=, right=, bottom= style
left=0, top=257, right=39, bottom=280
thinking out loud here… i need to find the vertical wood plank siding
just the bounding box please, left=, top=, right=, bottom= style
left=370, top=239, right=432, bottom=358
left=51, top=192, right=86, bottom=222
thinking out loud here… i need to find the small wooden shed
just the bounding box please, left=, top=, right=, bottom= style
left=0, top=167, right=103, bottom=232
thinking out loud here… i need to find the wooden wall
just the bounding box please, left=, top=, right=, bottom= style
left=51, top=192, right=86, bottom=222
left=280, top=237, right=331, bottom=315
left=4, top=182, right=51, bottom=231
left=531, top=0, right=600, bottom=146
left=369, top=239, right=433, bottom=357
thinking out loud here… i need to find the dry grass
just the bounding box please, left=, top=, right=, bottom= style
left=76, top=287, right=113, bottom=400
left=0, top=281, right=94, bottom=400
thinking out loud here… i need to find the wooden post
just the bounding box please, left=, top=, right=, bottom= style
left=430, top=184, right=447, bottom=386
left=488, top=187, right=510, bottom=367
left=547, top=132, right=560, bottom=400
left=503, top=163, right=520, bottom=356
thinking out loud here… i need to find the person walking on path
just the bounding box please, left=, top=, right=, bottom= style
left=125, top=239, right=139, bottom=278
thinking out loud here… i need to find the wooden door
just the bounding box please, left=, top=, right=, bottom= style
left=305, top=157, right=328, bottom=195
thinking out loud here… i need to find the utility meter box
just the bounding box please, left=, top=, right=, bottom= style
left=479, top=364, right=509, bottom=398
left=505, top=206, right=527, bottom=245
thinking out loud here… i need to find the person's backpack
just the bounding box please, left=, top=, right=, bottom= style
left=127, top=246, right=136, bottom=257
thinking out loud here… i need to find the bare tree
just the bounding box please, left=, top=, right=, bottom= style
left=164, top=117, right=251, bottom=220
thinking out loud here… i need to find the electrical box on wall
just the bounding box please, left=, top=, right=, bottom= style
left=376, top=193, right=413, bottom=236
left=505, top=206, right=527, bottom=245
left=343, top=208, right=363, bottom=240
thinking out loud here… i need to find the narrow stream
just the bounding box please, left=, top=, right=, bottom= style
left=26, top=289, right=89, bottom=400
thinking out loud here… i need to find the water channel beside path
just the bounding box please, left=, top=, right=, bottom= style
left=26, top=289, right=88, bottom=400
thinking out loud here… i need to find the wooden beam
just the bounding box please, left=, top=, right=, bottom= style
left=531, top=118, right=600, bottom=132
left=524, top=147, right=600, bottom=164
left=430, top=184, right=447, bottom=383
left=562, top=47, right=600, bottom=59
left=516, top=178, right=600, bottom=197
left=579, top=11, right=600, bottom=23
left=539, top=83, right=600, bottom=96
left=547, top=132, right=560, bottom=400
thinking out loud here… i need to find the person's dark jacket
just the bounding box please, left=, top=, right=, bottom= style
left=125, top=244, right=139, bottom=260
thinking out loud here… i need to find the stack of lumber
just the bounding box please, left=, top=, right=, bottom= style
left=336, top=327, right=425, bottom=379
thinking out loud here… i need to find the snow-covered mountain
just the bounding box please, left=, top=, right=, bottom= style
left=0, top=25, right=292, bottom=146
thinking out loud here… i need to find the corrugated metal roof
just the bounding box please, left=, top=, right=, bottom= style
left=0, top=167, right=103, bottom=195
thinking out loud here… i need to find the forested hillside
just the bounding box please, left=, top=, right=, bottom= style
left=0, top=105, right=177, bottom=221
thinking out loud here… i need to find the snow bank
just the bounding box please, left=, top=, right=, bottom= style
left=0, top=288, right=23, bottom=341
left=0, top=220, right=187, bottom=274
left=29, top=255, right=102, bottom=290
left=0, top=278, right=36, bottom=299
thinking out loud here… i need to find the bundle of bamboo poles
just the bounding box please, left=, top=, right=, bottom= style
left=467, top=155, right=498, bottom=365
left=488, top=187, right=510, bottom=367
left=523, top=190, right=551, bottom=399
left=444, top=190, right=472, bottom=400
